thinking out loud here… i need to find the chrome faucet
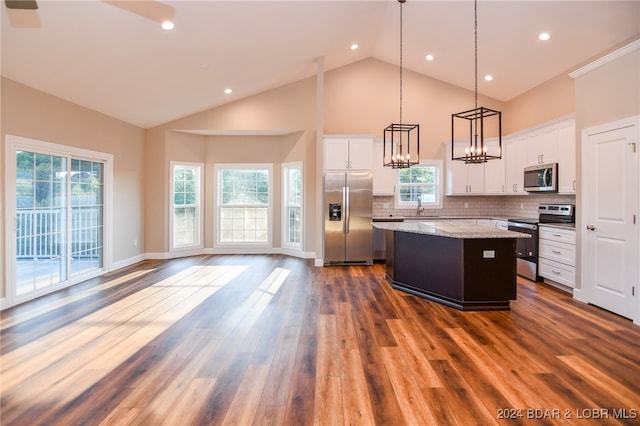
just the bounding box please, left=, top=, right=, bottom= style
left=416, top=195, right=424, bottom=216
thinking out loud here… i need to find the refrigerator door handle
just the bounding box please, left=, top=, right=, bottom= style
left=344, top=186, right=350, bottom=234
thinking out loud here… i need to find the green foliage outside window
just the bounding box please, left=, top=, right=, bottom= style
left=221, top=169, right=269, bottom=205
left=398, top=165, right=438, bottom=204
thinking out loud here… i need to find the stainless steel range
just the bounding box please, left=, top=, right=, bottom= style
left=508, top=203, right=575, bottom=281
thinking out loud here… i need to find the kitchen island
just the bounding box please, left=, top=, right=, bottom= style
left=373, top=221, right=530, bottom=311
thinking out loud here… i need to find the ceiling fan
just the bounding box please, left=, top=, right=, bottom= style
left=5, top=0, right=38, bottom=9
left=4, top=0, right=175, bottom=24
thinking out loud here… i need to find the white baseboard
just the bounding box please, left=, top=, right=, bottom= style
left=110, top=254, right=146, bottom=271
left=315, top=258, right=323, bottom=267
left=115, top=249, right=317, bottom=271
left=572, top=288, right=588, bottom=303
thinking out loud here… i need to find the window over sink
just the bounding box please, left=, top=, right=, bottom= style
left=395, top=160, right=443, bottom=210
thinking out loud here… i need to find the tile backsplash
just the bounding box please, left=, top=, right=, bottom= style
left=373, top=194, right=576, bottom=219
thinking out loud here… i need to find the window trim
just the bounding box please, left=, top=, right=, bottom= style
left=281, top=161, right=303, bottom=251
left=394, top=160, right=443, bottom=210
left=214, top=163, right=273, bottom=248
left=169, top=161, right=204, bottom=252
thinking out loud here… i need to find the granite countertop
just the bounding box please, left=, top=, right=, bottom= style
left=372, top=221, right=532, bottom=239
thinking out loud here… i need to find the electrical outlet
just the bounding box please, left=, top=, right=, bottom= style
left=134, top=239, right=138, bottom=247
left=520, top=203, right=524, bottom=210
left=382, top=202, right=390, bottom=209
left=464, top=202, right=469, bottom=209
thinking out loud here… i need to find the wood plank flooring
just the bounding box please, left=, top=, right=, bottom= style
left=1, top=254, right=639, bottom=425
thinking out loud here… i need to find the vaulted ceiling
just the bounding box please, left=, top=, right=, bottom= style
left=2, top=1, right=639, bottom=129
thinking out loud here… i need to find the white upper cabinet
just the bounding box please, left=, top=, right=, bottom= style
left=446, top=140, right=485, bottom=195
left=483, top=137, right=506, bottom=194
left=372, top=139, right=396, bottom=195
left=505, top=135, right=528, bottom=194
left=324, top=136, right=373, bottom=171
left=444, top=116, right=576, bottom=197
left=527, top=125, right=559, bottom=165
left=557, top=119, right=576, bottom=194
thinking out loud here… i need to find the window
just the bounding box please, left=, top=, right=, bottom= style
left=170, top=162, right=203, bottom=250
left=282, top=162, right=302, bottom=250
left=395, top=161, right=443, bottom=209
left=215, top=164, right=272, bottom=246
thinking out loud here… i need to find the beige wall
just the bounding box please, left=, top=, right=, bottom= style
left=574, top=48, right=640, bottom=129
left=1, top=78, right=146, bottom=299
left=503, top=73, right=575, bottom=134
left=145, top=77, right=317, bottom=254
left=324, top=58, right=506, bottom=162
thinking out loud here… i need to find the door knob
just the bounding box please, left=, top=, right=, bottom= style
left=586, top=225, right=596, bottom=231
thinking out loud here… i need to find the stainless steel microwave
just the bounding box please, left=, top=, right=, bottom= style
left=524, top=163, right=557, bottom=192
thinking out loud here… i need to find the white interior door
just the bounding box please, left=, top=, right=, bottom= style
left=582, top=118, right=638, bottom=320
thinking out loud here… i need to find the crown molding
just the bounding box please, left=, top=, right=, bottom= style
left=569, top=39, right=640, bottom=79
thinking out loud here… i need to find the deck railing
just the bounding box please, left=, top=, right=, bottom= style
left=16, top=207, right=102, bottom=259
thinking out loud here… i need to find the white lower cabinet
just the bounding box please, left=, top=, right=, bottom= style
left=539, top=259, right=575, bottom=288
left=539, top=226, right=576, bottom=288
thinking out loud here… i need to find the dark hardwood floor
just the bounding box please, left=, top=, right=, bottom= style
left=1, top=254, right=639, bottom=425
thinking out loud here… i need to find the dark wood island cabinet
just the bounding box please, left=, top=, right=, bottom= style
left=376, top=221, right=529, bottom=311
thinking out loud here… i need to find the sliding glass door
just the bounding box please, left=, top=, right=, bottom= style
left=69, top=159, right=104, bottom=277
left=7, top=135, right=109, bottom=305
left=15, top=151, right=68, bottom=295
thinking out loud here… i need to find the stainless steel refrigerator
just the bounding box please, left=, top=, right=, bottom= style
left=324, top=171, right=373, bottom=265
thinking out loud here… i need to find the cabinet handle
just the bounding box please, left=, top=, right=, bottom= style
left=552, top=250, right=562, bottom=254
left=552, top=234, right=562, bottom=237
left=552, top=270, right=561, bottom=275
left=573, top=180, right=576, bottom=191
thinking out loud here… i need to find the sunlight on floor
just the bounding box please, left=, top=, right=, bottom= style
left=1, top=264, right=248, bottom=410
left=0, top=268, right=157, bottom=331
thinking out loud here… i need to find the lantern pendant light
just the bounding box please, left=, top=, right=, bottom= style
left=451, top=0, right=502, bottom=164
left=383, top=0, right=419, bottom=169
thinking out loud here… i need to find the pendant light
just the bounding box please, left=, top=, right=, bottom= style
left=383, top=0, right=419, bottom=169
left=451, top=0, right=502, bottom=164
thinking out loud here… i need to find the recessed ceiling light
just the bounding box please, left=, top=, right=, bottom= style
left=425, top=54, right=434, bottom=61
left=224, top=88, right=233, bottom=94
left=484, top=75, right=493, bottom=81
left=350, top=43, right=359, bottom=51
left=538, top=32, right=551, bottom=41
left=161, top=21, right=175, bottom=31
